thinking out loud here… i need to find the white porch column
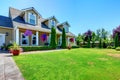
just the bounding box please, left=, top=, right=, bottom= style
left=16, top=28, right=19, bottom=45
left=68, top=37, right=70, bottom=46
left=74, top=38, right=76, bottom=46
left=36, top=31, right=39, bottom=46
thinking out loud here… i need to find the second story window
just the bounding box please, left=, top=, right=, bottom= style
left=51, top=20, right=55, bottom=27
left=28, top=13, right=36, bottom=25
left=64, top=27, right=69, bottom=32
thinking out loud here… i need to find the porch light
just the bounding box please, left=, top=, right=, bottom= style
left=6, top=32, right=9, bottom=36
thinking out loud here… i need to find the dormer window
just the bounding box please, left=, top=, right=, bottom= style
left=28, top=13, right=36, bottom=25
left=64, top=26, right=69, bottom=32
left=51, top=20, right=55, bottom=27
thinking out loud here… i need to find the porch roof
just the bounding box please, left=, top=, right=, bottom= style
left=14, top=21, right=75, bottom=37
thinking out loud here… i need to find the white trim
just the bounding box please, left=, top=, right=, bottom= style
left=16, top=28, right=19, bottom=45
left=36, top=31, right=39, bottom=45
left=0, top=26, right=13, bottom=29
left=0, top=33, right=5, bottom=35
left=28, top=12, right=37, bottom=25
left=21, top=33, right=29, bottom=46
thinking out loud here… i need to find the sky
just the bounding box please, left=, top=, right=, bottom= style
left=1, top=0, right=120, bottom=35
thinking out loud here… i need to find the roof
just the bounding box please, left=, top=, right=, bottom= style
left=57, top=21, right=70, bottom=27
left=9, top=7, right=22, bottom=20
left=0, top=15, right=13, bottom=28
left=22, top=7, right=42, bottom=17
left=9, top=7, right=75, bottom=37
left=42, top=16, right=59, bottom=23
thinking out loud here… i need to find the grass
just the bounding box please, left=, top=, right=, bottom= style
left=13, top=48, right=120, bottom=80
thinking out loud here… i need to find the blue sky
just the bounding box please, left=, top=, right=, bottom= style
left=1, top=0, right=120, bottom=35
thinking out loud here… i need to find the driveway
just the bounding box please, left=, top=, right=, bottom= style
left=0, top=53, right=24, bottom=80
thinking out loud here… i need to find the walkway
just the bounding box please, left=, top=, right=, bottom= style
left=0, top=53, right=24, bottom=80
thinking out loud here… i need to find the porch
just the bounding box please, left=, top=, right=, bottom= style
left=14, top=28, right=75, bottom=46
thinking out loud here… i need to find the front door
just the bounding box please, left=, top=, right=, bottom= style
left=0, top=33, right=5, bottom=47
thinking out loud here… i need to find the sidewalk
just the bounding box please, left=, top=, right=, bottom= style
left=0, top=53, right=24, bottom=80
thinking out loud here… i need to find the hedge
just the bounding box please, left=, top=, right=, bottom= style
left=72, top=46, right=79, bottom=48
left=21, top=46, right=53, bottom=52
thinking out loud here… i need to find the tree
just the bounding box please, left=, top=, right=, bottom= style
left=84, top=30, right=92, bottom=41
left=113, top=26, right=120, bottom=47
left=61, top=28, right=66, bottom=48
left=96, top=29, right=101, bottom=40
left=91, top=32, right=96, bottom=48
left=50, top=27, right=57, bottom=49
left=87, top=37, right=91, bottom=48
left=96, top=28, right=109, bottom=48
left=76, top=33, right=83, bottom=46
left=99, top=38, right=102, bottom=48
left=114, top=33, right=119, bottom=48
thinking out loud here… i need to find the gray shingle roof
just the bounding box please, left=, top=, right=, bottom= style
left=9, top=7, right=75, bottom=37
left=0, top=15, right=13, bottom=28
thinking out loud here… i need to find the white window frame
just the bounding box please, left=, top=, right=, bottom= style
left=21, top=33, right=29, bottom=46
left=64, top=26, right=69, bottom=32
left=31, top=34, right=37, bottom=46
left=51, top=20, right=56, bottom=27
left=28, top=12, right=37, bottom=25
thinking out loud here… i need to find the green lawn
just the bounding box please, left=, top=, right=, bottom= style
left=13, top=48, right=120, bottom=80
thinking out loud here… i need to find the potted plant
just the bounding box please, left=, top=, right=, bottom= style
left=9, top=43, right=22, bottom=56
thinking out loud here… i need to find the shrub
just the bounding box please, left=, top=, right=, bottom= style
left=116, top=47, right=120, bottom=51
left=50, top=27, right=57, bottom=49
left=72, top=46, right=79, bottom=48
left=61, top=28, right=66, bottom=48
left=107, top=46, right=112, bottom=49
left=6, top=43, right=13, bottom=50
left=81, top=45, right=87, bottom=48
left=21, top=46, right=53, bottom=52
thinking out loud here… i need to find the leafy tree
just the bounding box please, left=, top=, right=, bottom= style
left=87, top=37, right=91, bottom=48
left=76, top=33, right=83, bottom=46
left=84, top=30, right=92, bottom=41
left=114, top=33, right=119, bottom=48
left=96, top=29, right=101, bottom=40
left=61, top=28, right=66, bottom=48
left=99, top=38, right=102, bottom=48
left=113, top=26, right=120, bottom=47
left=91, top=32, right=96, bottom=48
left=113, top=25, right=120, bottom=38
left=96, top=28, right=109, bottom=48
left=50, top=27, right=57, bottom=49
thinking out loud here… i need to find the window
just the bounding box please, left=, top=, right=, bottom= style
left=28, top=13, right=36, bottom=25
left=64, top=27, right=69, bottom=32
left=51, top=20, right=55, bottom=27
left=32, top=34, right=36, bottom=45
left=21, top=33, right=29, bottom=46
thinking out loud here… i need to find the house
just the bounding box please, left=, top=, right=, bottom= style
left=0, top=7, right=75, bottom=47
